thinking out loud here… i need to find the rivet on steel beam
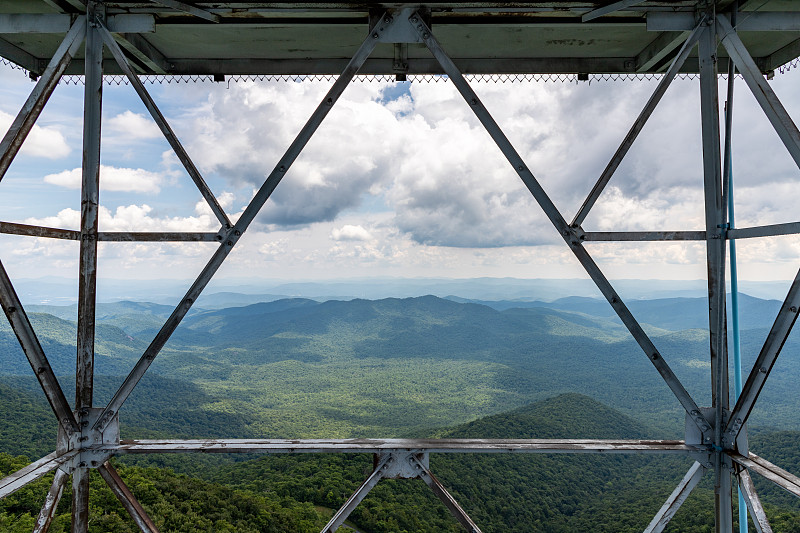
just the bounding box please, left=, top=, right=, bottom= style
left=611, top=297, right=618, bottom=303
left=79, top=462, right=87, bottom=468
left=372, top=33, right=379, bottom=39
left=37, top=366, right=45, bottom=374
left=234, top=230, right=241, bottom=236
left=226, top=241, right=233, bottom=246
left=279, top=165, right=286, bottom=172
left=411, top=17, right=418, bottom=23
left=422, top=32, right=429, bottom=39
left=759, top=367, right=767, bottom=373
left=517, top=165, right=525, bottom=172
left=79, top=436, right=88, bottom=442
left=650, top=353, right=659, bottom=361
left=702, top=425, right=711, bottom=432
left=8, top=306, right=16, bottom=313
left=470, top=98, right=478, bottom=105
left=790, top=306, right=798, bottom=313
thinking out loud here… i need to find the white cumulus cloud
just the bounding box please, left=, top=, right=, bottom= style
left=331, top=224, right=373, bottom=241
left=0, top=110, right=70, bottom=159
left=106, top=110, right=162, bottom=139
left=43, top=165, right=165, bottom=193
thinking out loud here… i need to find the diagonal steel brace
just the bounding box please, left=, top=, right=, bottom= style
left=92, top=11, right=402, bottom=433
left=0, top=16, right=86, bottom=183
left=97, top=20, right=232, bottom=230
left=0, top=259, right=79, bottom=433
left=572, top=18, right=704, bottom=228
left=644, top=461, right=706, bottom=533
left=409, top=11, right=707, bottom=432
left=99, top=462, right=161, bottom=533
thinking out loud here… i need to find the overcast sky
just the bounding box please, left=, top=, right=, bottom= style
left=1, top=61, right=799, bottom=286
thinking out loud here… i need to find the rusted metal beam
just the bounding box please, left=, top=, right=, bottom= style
left=571, top=20, right=703, bottom=228
left=410, top=11, right=708, bottom=434
left=99, top=21, right=230, bottom=229
left=726, top=267, right=800, bottom=441
left=98, top=462, right=160, bottom=533
left=0, top=221, right=80, bottom=240
left=0, top=17, right=85, bottom=182
left=699, top=18, right=733, bottom=533
left=33, top=468, right=69, bottom=533
left=728, top=222, right=800, bottom=240
left=730, top=453, right=800, bottom=499
left=322, top=455, right=389, bottom=533
left=92, top=11, right=400, bottom=433
left=737, top=469, right=773, bottom=533
left=718, top=15, right=800, bottom=171
left=644, top=462, right=705, bottom=533
left=411, top=455, right=483, bottom=533
left=110, top=438, right=698, bottom=455
left=0, top=223, right=218, bottom=242
left=0, top=259, right=79, bottom=434
left=149, top=0, right=220, bottom=22
left=98, top=232, right=219, bottom=242
left=0, top=451, right=77, bottom=499
left=581, top=231, right=706, bottom=241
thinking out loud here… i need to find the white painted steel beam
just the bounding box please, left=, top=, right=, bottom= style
left=322, top=455, right=389, bottom=533
left=111, top=438, right=699, bottom=455
left=411, top=455, right=483, bottom=533
left=644, top=462, right=705, bottom=533
left=738, top=469, right=773, bottom=533
left=0, top=451, right=76, bottom=499
left=34, top=469, right=69, bottom=533
left=730, top=453, right=800, bottom=499
left=726, top=267, right=800, bottom=440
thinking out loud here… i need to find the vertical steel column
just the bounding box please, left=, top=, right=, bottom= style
left=72, top=2, right=103, bottom=532
left=698, top=12, right=733, bottom=532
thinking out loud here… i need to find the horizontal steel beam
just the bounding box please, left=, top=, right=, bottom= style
left=0, top=223, right=219, bottom=241
left=728, top=222, right=800, bottom=240
left=99, top=232, right=220, bottom=242
left=580, top=231, right=706, bottom=242
left=111, top=438, right=699, bottom=455
left=0, top=14, right=154, bottom=33
left=730, top=452, right=800, bottom=499
left=60, top=57, right=641, bottom=76
left=648, top=12, right=800, bottom=32
left=0, top=221, right=79, bottom=240
left=0, top=450, right=77, bottom=499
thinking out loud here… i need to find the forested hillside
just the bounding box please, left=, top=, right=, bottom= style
left=2, top=394, right=799, bottom=532
left=1, top=295, right=799, bottom=530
